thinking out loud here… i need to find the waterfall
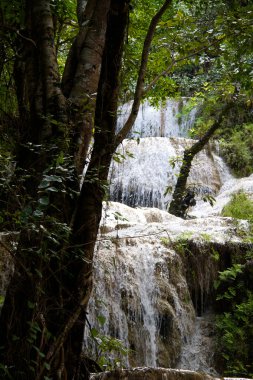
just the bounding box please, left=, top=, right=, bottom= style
left=177, top=311, right=219, bottom=376
left=111, top=98, right=234, bottom=211
left=85, top=99, right=253, bottom=374
left=85, top=216, right=169, bottom=367
left=84, top=201, right=251, bottom=372
left=117, top=99, right=197, bottom=138
left=109, top=137, right=232, bottom=210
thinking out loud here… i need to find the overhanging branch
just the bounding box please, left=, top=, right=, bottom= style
left=115, top=0, right=173, bottom=147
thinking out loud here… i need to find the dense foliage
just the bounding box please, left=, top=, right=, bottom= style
left=215, top=193, right=253, bottom=376
left=221, top=192, right=253, bottom=222
left=219, top=123, right=253, bottom=177
left=215, top=252, right=253, bottom=377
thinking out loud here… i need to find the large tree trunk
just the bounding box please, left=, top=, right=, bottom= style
left=0, top=1, right=68, bottom=378
left=63, top=2, right=129, bottom=377
left=0, top=0, right=173, bottom=378
left=62, top=0, right=111, bottom=175
left=0, top=0, right=111, bottom=379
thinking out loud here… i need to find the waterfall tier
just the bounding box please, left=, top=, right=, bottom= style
left=109, top=137, right=232, bottom=210
left=90, top=368, right=221, bottom=380
left=117, top=99, right=196, bottom=138
left=85, top=193, right=252, bottom=372
left=89, top=99, right=253, bottom=375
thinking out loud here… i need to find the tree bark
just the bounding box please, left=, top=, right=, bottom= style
left=169, top=105, right=231, bottom=218
left=62, top=0, right=111, bottom=175
left=0, top=0, right=111, bottom=379
left=63, top=2, right=129, bottom=377
left=0, top=0, right=175, bottom=378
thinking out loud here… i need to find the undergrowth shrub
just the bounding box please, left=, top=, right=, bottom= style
left=215, top=252, right=253, bottom=377
left=219, top=123, right=253, bottom=177
left=216, top=193, right=253, bottom=376
left=221, top=192, right=253, bottom=222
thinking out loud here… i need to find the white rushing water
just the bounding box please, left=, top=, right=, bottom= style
left=109, top=137, right=232, bottom=210
left=117, top=99, right=197, bottom=138
left=84, top=200, right=252, bottom=371
left=85, top=98, right=253, bottom=373
left=177, top=311, right=219, bottom=376
left=85, top=239, right=160, bottom=367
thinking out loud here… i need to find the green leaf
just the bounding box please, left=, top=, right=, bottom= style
left=97, top=315, right=106, bottom=326
left=27, top=301, right=35, bottom=309
left=33, top=209, right=44, bottom=218
left=43, top=175, right=62, bottom=183
left=91, top=328, right=99, bottom=338
left=38, top=180, right=50, bottom=189
left=46, top=186, right=59, bottom=192
left=38, top=197, right=49, bottom=206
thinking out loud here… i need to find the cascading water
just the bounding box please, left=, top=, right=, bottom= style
left=177, top=311, right=218, bottom=376
left=84, top=200, right=252, bottom=372
left=109, top=137, right=232, bottom=210
left=110, top=99, right=232, bottom=210
left=117, top=99, right=197, bottom=138
left=85, top=204, right=197, bottom=368
left=85, top=220, right=166, bottom=367
left=85, top=99, right=253, bottom=374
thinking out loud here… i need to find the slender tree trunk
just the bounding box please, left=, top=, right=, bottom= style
left=115, top=0, right=173, bottom=146
left=169, top=105, right=231, bottom=217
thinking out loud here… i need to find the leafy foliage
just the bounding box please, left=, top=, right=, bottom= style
left=216, top=191, right=253, bottom=375
left=215, top=250, right=253, bottom=377
left=87, top=314, right=129, bottom=370
left=219, top=123, right=253, bottom=177
left=221, top=192, right=253, bottom=222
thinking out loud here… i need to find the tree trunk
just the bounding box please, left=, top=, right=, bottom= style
left=0, top=0, right=111, bottom=379
left=169, top=105, right=231, bottom=218
left=63, top=2, right=129, bottom=377
left=0, top=0, right=174, bottom=378
left=62, top=0, right=111, bottom=175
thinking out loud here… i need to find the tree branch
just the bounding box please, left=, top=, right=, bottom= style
left=143, top=36, right=225, bottom=95
left=169, top=102, right=232, bottom=217
left=115, top=0, right=173, bottom=147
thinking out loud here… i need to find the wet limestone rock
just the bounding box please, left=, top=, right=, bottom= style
left=90, top=367, right=218, bottom=380
left=84, top=202, right=251, bottom=372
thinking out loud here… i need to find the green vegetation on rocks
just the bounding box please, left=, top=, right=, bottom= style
left=221, top=192, right=253, bottom=222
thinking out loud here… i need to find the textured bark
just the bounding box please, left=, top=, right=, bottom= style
left=62, top=0, right=111, bottom=175
left=0, top=1, right=68, bottom=378
left=0, top=0, right=110, bottom=379
left=169, top=105, right=231, bottom=218
left=63, top=2, right=129, bottom=378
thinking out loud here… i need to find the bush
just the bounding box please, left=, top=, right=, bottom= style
left=221, top=192, right=253, bottom=222
left=216, top=195, right=253, bottom=376
left=219, top=123, right=253, bottom=177
left=215, top=256, right=253, bottom=377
